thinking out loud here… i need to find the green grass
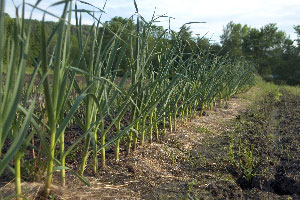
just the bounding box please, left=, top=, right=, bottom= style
left=194, top=125, right=213, bottom=135
left=256, top=76, right=300, bottom=95
left=238, top=76, right=300, bottom=103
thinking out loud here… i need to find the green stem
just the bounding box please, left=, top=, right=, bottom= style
left=115, top=138, right=120, bottom=161
left=199, top=102, right=204, bottom=117
left=126, top=130, right=132, bottom=156
left=100, top=134, right=105, bottom=168
left=100, top=120, right=105, bottom=168
left=154, top=108, right=159, bottom=141
left=189, top=105, right=192, bottom=121
left=163, top=113, right=166, bottom=138
left=44, top=128, right=56, bottom=197
left=174, top=112, right=177, bottom=132
left=194, top=101, right=197, bottom=118
left=149, top=111, right=153, bottom=144
left=79, top=134, right=90, bottom=176
left=174, top=103, right=178, bottom=132
left=209, top=101, right=213, bottom=110
left=181, top=107, right=184, bottom=124
left=141, top=116, right=146, bottom=146
left=185, top=106, right=189, bottom=124
left=93, top=124, right=99, bottom=174
left=60, top=131, right=65, bottom=186
left=15, top=152, right=22, bottom=200
left=115, top=119, right=121, bottom=161
left=133, top=121, right=139, bottom=151
left=169, top=105, right=172, bottom=133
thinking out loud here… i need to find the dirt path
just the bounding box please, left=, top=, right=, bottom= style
left=61, top=92, right=252, bottom=199
left=1, top=88, right=300, bottom=199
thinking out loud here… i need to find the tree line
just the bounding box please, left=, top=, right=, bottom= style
left=219, top=21, right=300, bottom=85
left=3, top=13, right=300, bottom=85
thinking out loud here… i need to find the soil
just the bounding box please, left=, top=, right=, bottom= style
left=1, top=87, right=300, bottom=199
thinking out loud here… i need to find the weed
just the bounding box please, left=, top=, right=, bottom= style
left=273, top=89, right=282, bottom=102
left=159, top=193, right=169, bottom=200
left=267, top=133, right=274, bottom=140
left=183, top=180, right=201, bottom=200
left=49, top=194, right=57, bottom=200
left=187, top=180, right=199, bottom=193
left=186, top=151, right=208, bottom=168
left=194, top=125, right=212, bottom=135
left=228, top=142, right=235, bottom=166
left=238, top=144, right=259, bottom=181
left=228, top=137, right=260, bottom=182
left=164, top=145, right=177, bottom=164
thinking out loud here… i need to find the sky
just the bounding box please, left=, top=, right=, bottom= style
left=4, top=0, right=300, bottom=43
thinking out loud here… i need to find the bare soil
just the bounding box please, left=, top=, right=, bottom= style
left=1, top=88, right=300, bottom=199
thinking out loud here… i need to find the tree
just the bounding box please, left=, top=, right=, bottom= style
left=253, top=24, right=286, bottom=75
left=272, top=27, right=300, bottom=85
left=196, top=37, right=210, bottom=51
left=220, top=21, right=249, bottom=57
left=294, top=25, right=300, bottom=49
left=220, top=21, right=299, bottom=84
left=178, top=24, right=193, bottom=41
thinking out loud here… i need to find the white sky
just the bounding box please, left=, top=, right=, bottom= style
left=4, top=0, right=300, bottom=43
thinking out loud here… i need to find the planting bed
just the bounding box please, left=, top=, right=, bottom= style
left=1, top=88, right=300, bottom=199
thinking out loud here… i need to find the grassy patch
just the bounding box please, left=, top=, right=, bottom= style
left=193, top=125, right=213, bottom=135
left=238, top=76, right=300, bottom=103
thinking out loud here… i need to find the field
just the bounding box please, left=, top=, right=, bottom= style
left=1, top=78, right=300, bottom=199
left=0, top=0, right=299, bottom=199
